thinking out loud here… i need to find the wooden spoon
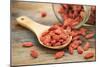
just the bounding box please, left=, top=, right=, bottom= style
left=16, top=16, right=72, bottom=49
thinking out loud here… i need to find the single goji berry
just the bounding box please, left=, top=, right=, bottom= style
left=77, top=46, right=84, bottom=54
left=54, top=51, right=65, bottom=59
left=72, top=36, right=80, bottom=41
left=85, top=32, right=95, bottom=39
left=84, top=52, right=94, bottom=59
left=83, top=42, right=90, bottom=51
left=41, top=12, right=47, bottom=17
left=31, top=50, right=38, bottom=58
left=68, top=46, right=74, bottom=55
left=71, top=43, right=79, bottom=49
left=58, top=6, right=65, bottom=14
left=54, top=42, right=61, bottom=46
left=22, top=42, right=33, bottom=47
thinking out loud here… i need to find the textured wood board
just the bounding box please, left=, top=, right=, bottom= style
left=11, top=2, right=96, bottom=66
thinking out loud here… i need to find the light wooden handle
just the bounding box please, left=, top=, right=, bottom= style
left=16, top=16, right=50, bottom=37
left=16, top=16, right=42, bottom=33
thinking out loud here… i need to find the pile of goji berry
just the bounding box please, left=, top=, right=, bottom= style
left=58, top=4, right=84, bottom=27
left=40, top=24, right=71, bottom=47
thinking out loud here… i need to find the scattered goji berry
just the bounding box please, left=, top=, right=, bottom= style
left=83, top=42, right=90, bottom=51
left=54, top=51, right=65, bottom=59
left=41, top=12, right=47, bottom=17
left=85, top=32, right=95, bottom=39
left=84, top=52, right=94, bottom=59
left=72, top=36, right=80, bottom=41
left=77, top=46, right=84, bottom=54
left=31, top=50, right=39, bottom=58
left=79, top=28, right=87, bottom=36
left=68, top=46, right=74, bottom=55
left=22, top=42, right=33, bottom=47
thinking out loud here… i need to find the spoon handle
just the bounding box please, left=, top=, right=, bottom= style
left=16, top=16, right=49, bottom=35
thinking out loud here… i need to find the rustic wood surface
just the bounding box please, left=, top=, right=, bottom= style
left=11, top=2, right=96, bottom=66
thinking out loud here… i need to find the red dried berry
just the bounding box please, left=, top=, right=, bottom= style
left=70, top=30, right=79, bottom=37
left=22, top=42, right=33, bottom=47
left=79, top=28, right=87, bottom=36
left=63, top=18, right=73, bottom=27
left=70, top=40, right=82, bottom=49
left=71, top=43, right=79, bottom=49
left=63, top=14, right=69, bottom=20
left=58, top=7, right=65, bottom=14
left=72, top=36, right=80, bottom=41
left=31, top=50, right=38, bottom=58
left=69, top=46, right=74, bottom=55
left=41, top=31, right=49, bottom=36
left=54, top=51, right=65, bottom=59
left=77, top=46, right=84, bottom=54
left=54, top=42, right=61, bottom=46
left=84, top=52, right=94, bottom=59
left=52, top=35, right=60, bottom=41
left=64, top=26, right=71, bottom=33
left=54, top=29, right=62, bottom=35
left=63, top=4, right=69, bottom=9
left=41, top=12, right=47, bottom=17
left=85, top=32, right=95, bottom=39
left=83, top=42, right=90, bottom=51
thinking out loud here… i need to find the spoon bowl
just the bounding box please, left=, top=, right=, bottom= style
left=16, top=16, right=72, bottom=49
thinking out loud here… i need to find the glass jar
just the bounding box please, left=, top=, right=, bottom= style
left=52, top=4, right=92, bottom=29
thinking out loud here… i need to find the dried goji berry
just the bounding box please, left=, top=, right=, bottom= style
left=22, top=42, right=33, bottom=47
left=71, top=43, right=79, bottom=49
left=80, top=11, right=85, bottom=18
left=31, top=50, right=38, bottom=58
left=43, top=38, right=51, bottom=45
left=50, top=40, right=56, bottom=45
left=63, top=14, right=69, bottom=20
left=58, top=7, right=65, bottom=14
left=84, top=52, right=94, bottom=59
left=71, top=40, right=82, bottom=49
left=83, top=42, right=90, bottom=51
left=65, top=26, right=71, bottom=33
left=77, top=46, right=84, bottom=54
left=54, top=29, right=62, bottom=35
left=52, top=35, right=60, bottom=41
left=54, top=51, right=65, bottom=59
left=68, top=46, right=74, bottom=55
left=73, top=40, right=82, bottom=45
left=70, top=30, right=79, bottom=37
left=79, top=28, right=87, bottom=36
left=41, top=12, right=47, bottom=17
left=54, top=42, right=61, bottom=46
left=63, top=4, right=69, bottom=9
left=63, top=18, right=73, bottom=27
left=85, top=32, right=95, bottom=39
left=72, top=36, right=80, bottom=41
